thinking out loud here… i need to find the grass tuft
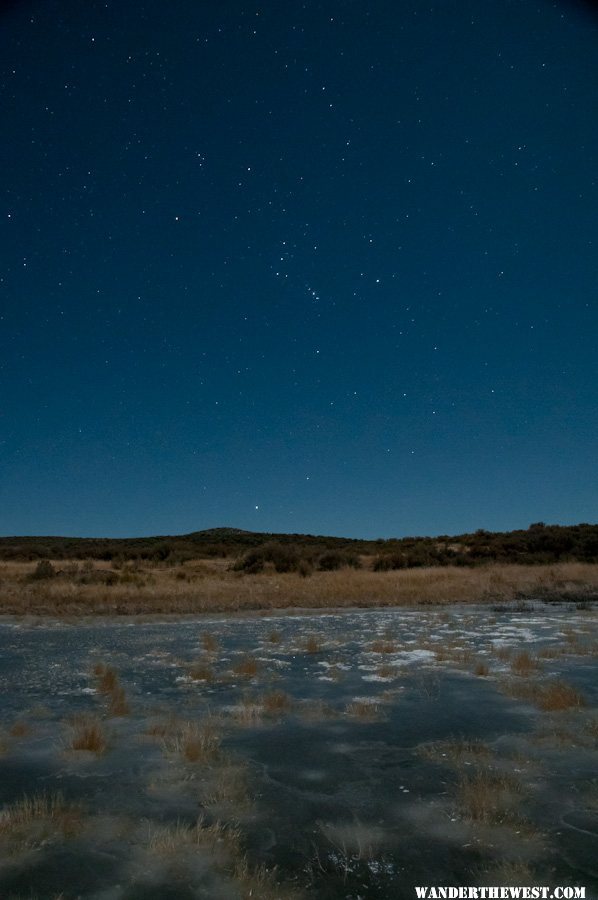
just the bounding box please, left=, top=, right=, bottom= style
left=511, top=651, right=540, bottom=676
left=262, top=690, right=292, bottom=715
left=70, top=718, right=106, bottom=754
left=108, top=685, right=130, bottom=717
left=233, top=655, right=260, bottom=678
left=94, top=665, right=118, bottom=694
left=201, top=632, right=219, bottom=652
left=345, top=700, right=381, bottom=719
left=0, top=791, right=82, bottom=847
left=164, top=720, right=222, bottom=763
left=505, top=678, right=585, bottom=711
left=189, top=661, right=215, bottom=682
left=370, top=639, right=396, bottom=654
left=304, top=634, right=322, bottom=654
left=457, top=770, right=523, bottom=824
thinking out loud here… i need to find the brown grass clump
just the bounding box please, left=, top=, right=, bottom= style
left=267, top=629, right=282, bottom=643
left=189, top=661, right=215, bottom=682
left=377, top=662, right=397, bottom=679
left=474, top=661, right=490, bottom=677
left=535, top=681, right=585, bottom=711
left=232, top=855, right=303, bottom=900
left=537, top=646, right=561, bottom=659
left=0, top=792, right=82, bottom=846
left=9, top=720, right=30, bottom=737
left=505, top=679, right=585, bottom=711
left=0, top=792, right=66, bottom=831
left=585, top=719, right=598, bottom=740
left=262, top=690, right=292, bottom=715
left=108, top=686, right=130, bottom=717
left=148, top=816, right=241, bottom=856
left=370, top=639, right=395, bottom=654
left=511, top=651, right=541, bottom=676
left=70, top=719, right=106, bottom=754
left=201, top=632, right=219, bottom=652
left=94, top=664, right=118, bottom=694
left=164, top=720, right=222, bottom=763
left=145, top=719, right=176, bottom=738
left=233, top=655, right=260, bottom=678
left=304, top=634, right=322, bottom=653
left=457, top=770, right=523, bottom=824
left=92, top=663, right=130, bottom=715
left=231, top=695, right=263, bottom=726
left=201, top=765, right=251, bottom=809
left=297, top=699, right=337, bottom=721
left=494, top=645, right=512, bottom=662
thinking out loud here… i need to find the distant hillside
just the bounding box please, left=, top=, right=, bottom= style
left=0, top=522, right=597, bottom=568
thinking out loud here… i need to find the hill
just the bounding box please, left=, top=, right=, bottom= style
left=0, top=522, right=597, bottom=568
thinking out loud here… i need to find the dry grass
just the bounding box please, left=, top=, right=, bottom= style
left=3, top=561, right=597, bottom=615
left=9, top=720, right=30, bottom=737
left=504, top=678, right=585, bottom=711
left=370, top=639, right=396, bottom=654
left=201, top=765, right=251, bottom=809
left=419, top=738, right=491, bottom=764
left=304, top=634, right=322, bottom=653
left=70, top=718, right=106, bottom=754
left=474, top=660, right=490, bottom=677
left=457, top=770, right=523, bottom=824
left=297, top=699, right=337, bottom=721
left=537, top=646, right=561, bottom=659
left=189, top=660, right=215, bottom=682
left=267, top=629, right=282, bottom=643
left=164, top=720, right=222, bottom=763
left=201, top=632, right=219, bottom=652
left=377, top=662, right=397, bottom=679
left=345, top=700, right=382, bottom=720
left=585, top=719, right=598, bottom=740
left=145, top=718, right=178, bottom=738
left=93, top=663, right=130, bottom=716
left=262, top=690, right=292, bottom=715
left=476, top=861, right=538, bottom=885
left=510, top=651, right=541, bottom=676
left=0, top=792, right=82, bottom=846
left=94, top=664, right=118, bottom=694
left=148, top=815, right=241, bottom=856
left=233, top=855, right=303, bottom=900
left=231, top=695, right=263, bottom=726
left=108, top=685, right=130, bottom=716
left=233, top=655, right=260, bottom=678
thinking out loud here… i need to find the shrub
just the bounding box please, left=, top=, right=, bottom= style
left=232, top=542, right=306, bottom=574
left=30, top=559, right=56, bottom=580
left=317, top=550, right=361, bottom=571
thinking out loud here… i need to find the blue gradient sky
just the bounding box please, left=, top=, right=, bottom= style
left=1, top=0, right=597, bottom=538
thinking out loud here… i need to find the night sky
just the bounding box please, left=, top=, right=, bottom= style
left=1, top=1, right=597, bottom=539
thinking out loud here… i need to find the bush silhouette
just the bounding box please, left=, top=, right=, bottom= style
left=31, top=559, right=56, bottom=580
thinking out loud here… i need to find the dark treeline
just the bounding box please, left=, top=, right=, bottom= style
left=0, top=523, right=597, bottom=569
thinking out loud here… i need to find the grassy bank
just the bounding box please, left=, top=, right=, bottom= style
left=0, top=560, right=597, bottom=616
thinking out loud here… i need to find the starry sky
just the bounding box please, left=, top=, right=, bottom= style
left=1, top=0, right=597, bottom=540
